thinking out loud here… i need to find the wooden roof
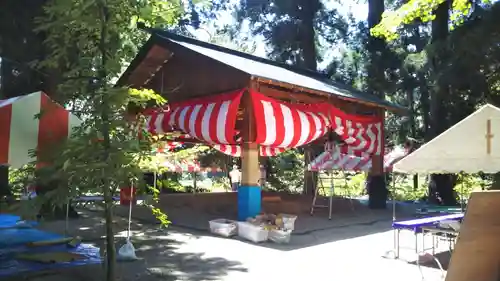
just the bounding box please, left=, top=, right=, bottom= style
left=117, top=28, right=407, bottom=113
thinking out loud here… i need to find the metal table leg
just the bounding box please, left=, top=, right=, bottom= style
left=414, top=229, right=418, bottom=255
left=395, top=228, right=400, bottom=258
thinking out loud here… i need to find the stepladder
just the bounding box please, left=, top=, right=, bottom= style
left=310, top=174, right=335, bottom=220
left=310, top=171, right=355, bottom=220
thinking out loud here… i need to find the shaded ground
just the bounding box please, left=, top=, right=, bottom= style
left=11, top=213, right=247, bottom=281
left=108, top=192, right=399, bottom=251
left=6, top=199, right=449, bottom=281
left=410, top=251, right=452, bottom=271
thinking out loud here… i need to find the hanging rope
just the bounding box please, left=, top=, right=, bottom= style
left=117, top=180, right=138, bottom=261
left=65, top=197, right=70, bottom=236
left=126, top=181, right=134, bottom=240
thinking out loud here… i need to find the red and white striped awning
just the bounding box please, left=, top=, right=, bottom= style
left=308, top=145, right=408, bottom=172
left=251, top=91, right=331, bottom=149
left=143, top=88, right=383, bottom=158
left=0, top=92, right=81, bottom=168
left=144, top=90, right=243, bottom=144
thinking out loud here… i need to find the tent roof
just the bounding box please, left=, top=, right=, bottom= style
left=394, top=104, right=500, bottom=174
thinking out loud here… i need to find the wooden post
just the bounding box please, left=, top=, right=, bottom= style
left=238, top=84, right=261, bottom=221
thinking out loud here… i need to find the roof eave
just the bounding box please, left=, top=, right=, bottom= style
left=115, top=35, right=156, bottom=87
left=251, top=76, right=408, bottom=114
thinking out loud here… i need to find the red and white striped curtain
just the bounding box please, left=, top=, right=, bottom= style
left=143, top=88, right=383, bottom=158
left=308, top=144, right=408, bottom=172
left=144, top=90, right=243, bottom=143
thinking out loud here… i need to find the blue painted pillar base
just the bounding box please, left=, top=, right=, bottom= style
left=238, top=185, right=261, bottom=221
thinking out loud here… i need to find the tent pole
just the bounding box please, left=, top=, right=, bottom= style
left=329, top=170, right=334, bottom=220
left=153, top=171, right=157, bottom=190
left=391, top=174, right=396, bottom=222
left=193, top=172, right=197, bottom=192
left=391, top=173, right=397, bottom=258
left=460, top=180, right=464, bottom=212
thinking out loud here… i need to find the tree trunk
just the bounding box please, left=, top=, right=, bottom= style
left=427, top=1, right=456, bottom=205
left=298, top=0, right=320, bottom=195
left=366, top=0, right=387, bottom=208
left=298, top=0, right=318, bottom=71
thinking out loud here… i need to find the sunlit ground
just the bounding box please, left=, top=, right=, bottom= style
left=131, top=222, right=447, bottom=281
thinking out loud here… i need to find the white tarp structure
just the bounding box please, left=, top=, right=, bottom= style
left=394, top=104, right=500, bottom=174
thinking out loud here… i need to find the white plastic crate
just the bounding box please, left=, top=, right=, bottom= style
left=268, top=229, right=292, bottom=244
left=209, top=219, right=238, bottom=237
left=237, top=222, right=268, bottom=243
left=278, top=214, right=297, bottom=230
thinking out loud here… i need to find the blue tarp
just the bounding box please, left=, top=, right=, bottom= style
left=0, top=228, right=62, bottom=248
left=0, top=243, right=101, bottom=277
left=0, top=215, right=38, bottom=229
left=0, top=215, right=102, bottom=277
left=74, top=195, right=120, bottom=202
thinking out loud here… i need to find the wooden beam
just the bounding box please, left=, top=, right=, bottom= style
left=251, top=76, right=406, bottom=114
left=258, top=84, right=328, bottom=104
left=257, top=84, right=376, bottom=115
left=127, top=45, right=173, bottom=88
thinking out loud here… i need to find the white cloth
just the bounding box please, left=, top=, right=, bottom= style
left=229, top=169, right=241, bottom=183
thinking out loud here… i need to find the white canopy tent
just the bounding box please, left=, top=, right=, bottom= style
left=394, top=104, right=500, bottom=174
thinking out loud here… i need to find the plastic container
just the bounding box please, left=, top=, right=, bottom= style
left=237, top=222, right=268, bottom=243
left=268, top=229, right=292, bottom=244
left=209, top=219, right=238, bottom=237
left=119, top=187, right=137, bottom=206
left=278, top=214, right=297, bottom=230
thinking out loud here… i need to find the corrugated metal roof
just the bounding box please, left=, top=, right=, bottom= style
left=135, top=29, right=405, bottom=112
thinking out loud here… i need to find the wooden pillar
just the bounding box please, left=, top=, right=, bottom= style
left=238, top=85, right=261, bottom=221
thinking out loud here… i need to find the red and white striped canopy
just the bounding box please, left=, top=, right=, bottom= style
left=308, top=144, right=408, bottom=172
left=0, top=92, right=81, bottom=168
left=143, top=89, right=383, bottom=158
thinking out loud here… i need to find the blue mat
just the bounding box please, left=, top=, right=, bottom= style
left=0, top=215, right=38, bottom=229
left=0, top=243, right=101, bottom=277
left=0, top=228, right=62, bottom=248
left=74, top=196, right=121, bottom=202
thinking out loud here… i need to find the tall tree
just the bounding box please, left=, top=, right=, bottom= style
left=0, top=0, right=48, bottom=197
left=236, top=0, right=348, bottom=194
left=35, top=0, right=184, bottom=279
left=366, top=0, right=390, bottom=208
left=426, top=1, right=460, bottom=205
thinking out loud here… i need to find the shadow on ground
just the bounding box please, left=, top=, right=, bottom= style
left=106, top=202, right=398, bottom=251
left=409, top=251, right=451, bottom=271
left=19, top=212, right=247, bottom=281
left=130, top=233, right=248, bottom=281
